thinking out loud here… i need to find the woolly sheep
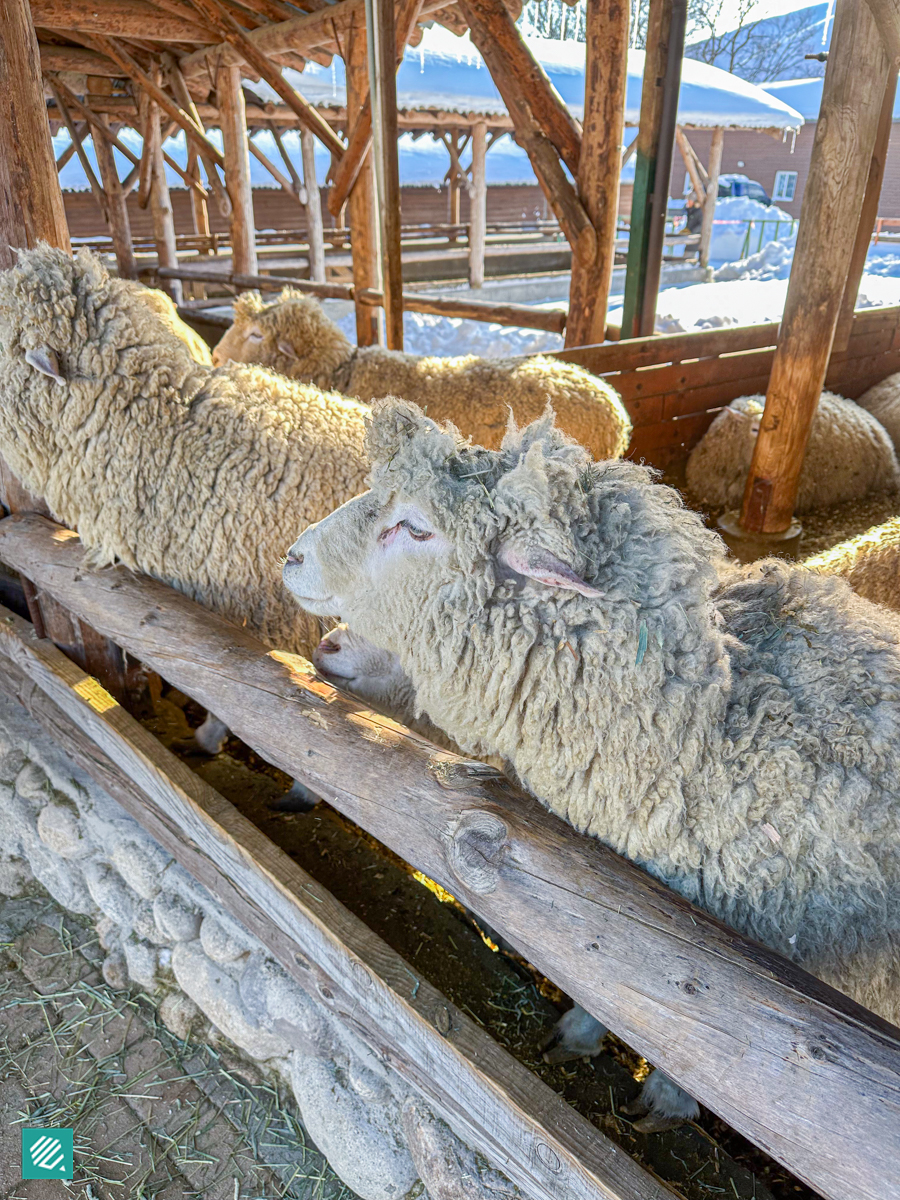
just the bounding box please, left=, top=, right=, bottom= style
left=211, top=290, right=632, bottom=462
left=804, top=515, right=900, bottom=612
left=0, top=245, right=371, bottom=669
left=857, top=371, right=900, bottom=451
left=685, top=391, right=900, bottom=512
left=283, top=398, right=900, bottom=1129
left=131, top=285, right=214, bottom=365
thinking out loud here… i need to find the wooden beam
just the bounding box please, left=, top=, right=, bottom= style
left=865, top=0, right=900, bottom=64
left=565, top=0, right=629, bottom=348
left=301, top=127, right=327, bottom=283
left=368, top=0, right=405, bottom=349
left=455, top=0, right=581, bottom=176
left=247, top=137, right=302, bottom=197
left=218, top=63, right=258, bottom=275
left=137, top=89, right=156, bottom=210
left=55, top=121, right=87, bottom=172
left=190, top=0, right=346, bottom=160
left=0, top=610, right=674, bottom=1200
left=621, top=0, right=687, bottom=338
left=739, top=0, right=894, bottom=535
left=834, top=67, right=899, bottom=350
left=89, top=76, right=138, bottom=280
left=31, top=0, right=215, bottom=40
left=268, top=121, right=304, bottom=193
left=88, top=36, right=227, bottom=173
left=344, top=10, right=382, bottom=346
left=147, top=64, right=182, bottom=305
left=674, top=125, right=707, bottom=202
left=45, top=77, right=109, bottom=220
left=698, top=126, right=724, bottom=269
left=468, top=119, right=487, bottom=288
left=3, top=512, right=900, bottom=1200
left=39, top=44, right=120, bottom=75
left=164, top=57, right=232, bottom=217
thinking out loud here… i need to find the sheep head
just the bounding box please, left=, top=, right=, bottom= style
left=211, top=288, right=352, bottom=388
left=284, top=399, right=726, bottom=749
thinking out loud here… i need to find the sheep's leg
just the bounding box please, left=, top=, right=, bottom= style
left=270, top=780, right=321, bottom=813
left=540, top=1004, right=608, bottom=1064
left=621, top=1069, right=700, bottom=1132
left=193, top=713, right=230, bottom=755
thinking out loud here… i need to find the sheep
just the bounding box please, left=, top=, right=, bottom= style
left=211, top=289, right=632, bottom=462
left=0, top=245, right=372, bottom=749
left=685, top=391, right=900, bottom=513
left=804, top=515, right=900, bottom=612
left=130, top=285, right=214, bottom=365
left=857, top=371, right=900, bottom=451
left=283, top=398, right=900, bottom=1131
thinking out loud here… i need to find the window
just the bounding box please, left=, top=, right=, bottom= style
left=773, top=171, right=798, bottom=202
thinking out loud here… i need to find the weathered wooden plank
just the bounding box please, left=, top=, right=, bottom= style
left=628, top=408, right=722, bottom=455
left=0, top=611, right=673, bottom=1200
left=1, top=513, right=899, bottom=1200
left=552, top=322, right=781, bottom=375
left=613, top=346, right=778, bottom=405
left=31, top=0, right=215, bottom=39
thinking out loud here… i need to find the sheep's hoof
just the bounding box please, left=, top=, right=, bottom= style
left=540, top=1006, right=607, bottom=1065
left=630, top=1112, right=686, bottom=1134
left=620, top=1096, right=649, bottom=1117
left=170, top=734, right=219, bottom=757
left=270, top=780, right=321, bottom=813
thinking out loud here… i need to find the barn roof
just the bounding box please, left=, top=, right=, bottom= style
left=760, top=76, right=900, bottom=122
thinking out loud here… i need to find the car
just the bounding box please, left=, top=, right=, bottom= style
left=717, top=173, right=773, bottom=205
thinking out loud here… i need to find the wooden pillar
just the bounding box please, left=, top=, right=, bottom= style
left=468, top=120, right=487, bottom=289
left=698, top=126, right=724, bottom=270
left=448, top=132, right=462, bottom=233
left=833, top=67, right=899, bottom=350
left=565, top=0, right=630, bottom=348
left=217, top=63, right=258, bottom=276
left=301, top=127, right=326, bottom=283
left=621, top=0, right=687, bottom=338
left=89, top=76, right=137, bottom=280
left=149, top=90, right=182, bottom=303
left=738, top=0, right=893, bottom=536
left=0, top=0, right=129, bottom=705
left=345, top=11, right=381, bottom=346
left=367, top=0, right=403, bottom=349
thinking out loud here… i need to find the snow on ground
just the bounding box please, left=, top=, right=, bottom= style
left=321, top=304, right=565, bottom=357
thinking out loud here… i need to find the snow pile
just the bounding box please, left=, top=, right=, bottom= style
left=323, top=305, right=564, bottom=357
left=715, top=231, right=798, bottom=281
left=707, top=196, right=795, bottom=264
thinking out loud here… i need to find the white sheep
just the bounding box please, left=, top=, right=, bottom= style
left=211, top=290, right=632, bottom=463
left=804, top=515, right=900, bottom=612
left=283, top=398, right=900, bottom=1131
left=857, top=371, right=900, bottom=451
left=685, top=392, right=900, bottom=512
left=0, top=245, right=372, bottom=781
left=130, top=285, right=213, bottom=365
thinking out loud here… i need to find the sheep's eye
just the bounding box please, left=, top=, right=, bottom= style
left=404, top=522, right=433, bottom=542
left=247, top=330, right=264, bottom=344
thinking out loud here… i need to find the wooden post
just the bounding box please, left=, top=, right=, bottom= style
left=698, top=127, right=724, bottom=270
left=147, top=67, right=182, bottom=304
left=87, top=76, right=137, bottom=279
left=447, top=131, right=462, bottom=235
left=565, top=0, right=630, bottom=348
left=367, top=0, right=404, bottom=349
left=621, top=0, right=687, bottom=338
left=345, top=11, right=381, bottom=346
left=301, top=128, right=326, bottom=283
left=217, top=63, right=258, bottom=276
left=738, top=0, right=893, bottom=536
left=834, top=68, right=899, bottom=350
left=468, top=120, right=487, bottom=288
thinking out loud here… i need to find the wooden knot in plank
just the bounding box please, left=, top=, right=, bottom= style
left=443, top=809, right=509, bottom=895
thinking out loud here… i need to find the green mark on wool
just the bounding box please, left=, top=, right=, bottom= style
left=635, top=622, right=648, bottom=666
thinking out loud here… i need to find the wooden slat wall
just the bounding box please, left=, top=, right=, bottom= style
left=556, top=306, right=900, bottom=469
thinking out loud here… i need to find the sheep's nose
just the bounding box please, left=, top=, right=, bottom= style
left=287, top=551, right=304, bottom=566
left=316, top=637, right=340, bottom=654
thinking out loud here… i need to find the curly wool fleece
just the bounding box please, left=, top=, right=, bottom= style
left=685, top=391, right=900, bottom=512
left=288, top=400, right=900, bottom=1026
left=0, top=245, right=370, bottom=658
left=805, top=515, right=900, bottom=613
left=212, top=289, right=632, bottom=462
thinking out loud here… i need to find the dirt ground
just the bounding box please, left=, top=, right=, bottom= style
left=0, top=896, right=358, bottom=1200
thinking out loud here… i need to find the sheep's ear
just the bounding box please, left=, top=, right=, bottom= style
left=277, top=338, right=298, bottom=360
left=25, top=346, right=65, bottom=385
left=498, top=543, right=602, bottom=597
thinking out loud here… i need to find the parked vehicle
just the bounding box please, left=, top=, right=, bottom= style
left=717, top=173, right=773, bottom=205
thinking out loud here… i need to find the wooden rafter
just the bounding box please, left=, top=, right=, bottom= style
left=44, top=77, right=109, bottom=218
left=189, top=0, right=346, bottom=157
left=674, top=125, right=708, bottom=200
left=247, top=136, right=306, bottom=199
left=268, top=120, right=304, bottom=190
left=55, top=121, right=87, bottom=170
left=31, top=0, right=215, bottom=40
left=164, top=54, right=233, bottom=214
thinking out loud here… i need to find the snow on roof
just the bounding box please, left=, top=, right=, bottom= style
left=760, top=76, right=900, bottom=122
left=262, top=25, right=803, bottom=132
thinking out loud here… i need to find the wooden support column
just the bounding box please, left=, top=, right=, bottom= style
left=738, top=0, right=893, bottom=536
left=367, top=0, right=404, bottom=348
left=698, top=126, right=724, bottom=270
left=448, top=132, right=462, bottom=233
left=0, top=0, right=129, bottom=705
left=217, top=63, right=258, bottom=276
left=468, top=120, right=487, bottom=288
left=301, top=127, right=327, bottom=283
left=834, top=67, right=899, bottom=350
left=147, top=66, right=181, bottom=304
left=621, top=0, right=687, bottom=338
left=345, top=11, right=381, bottom=346
left=565, top=0, right=630, bottom=348
left=89, top=76, right=137, bottom=280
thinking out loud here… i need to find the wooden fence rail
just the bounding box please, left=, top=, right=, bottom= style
left=1, top=513, right=898, bottom=1200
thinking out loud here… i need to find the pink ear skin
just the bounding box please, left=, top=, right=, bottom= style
left=277, top=339, right=298, bottom=360
left=498, top=544, right=603, bottom=598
